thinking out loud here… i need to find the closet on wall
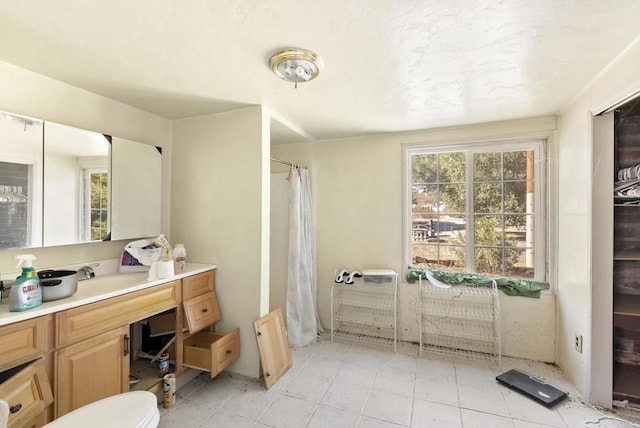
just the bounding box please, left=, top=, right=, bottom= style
left=593, top=94, right=640, bottom=407
left=612, top=98, right=640, bottom=403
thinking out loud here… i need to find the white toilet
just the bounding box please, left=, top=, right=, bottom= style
left=44, top=391, right=159, bottom=428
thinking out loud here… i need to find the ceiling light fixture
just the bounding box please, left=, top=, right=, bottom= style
left=269, top=48, right=323, bottom=89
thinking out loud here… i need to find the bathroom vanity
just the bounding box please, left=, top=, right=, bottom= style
left=0, top=264, right=238, bottom=427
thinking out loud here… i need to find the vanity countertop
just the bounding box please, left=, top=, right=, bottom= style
left=0, top=263, right=216, bottom=327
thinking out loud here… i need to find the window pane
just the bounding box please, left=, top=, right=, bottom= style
left=474, top=183, right=502, bottom=213
left=504, top=181, right=528, bottom=214
left=505, top=214, right=531, bottom=248
left=474, top=152, right=501, bottom=181
left=413, top=244, right=466, bottom=269
left=412, top=184, right=438, bottom=215
left=433, top=215, right=466, bottom=239
left=412, top=214, right=437, bottom=243
left=412, top=154, right=437, bottom=183
left=0, top=163, right=30, bottom=248
left=474, top=247, right=505, bottom=276
left=474, top=215, right=503, bottom=246
left=438, top=152, right=465, bottom=183
left=413, top=244, right=466, bottom=270
left=412, top=244, right=438, bottom=267
left=440, top=245, right=466, bottom=270
left=89, top=171, right=109, bottom=242
left=439, top=184, right=465, bottom=214
left=505, top=248, right=535, bottom=279
left=503, top=151, right=530, bottom=180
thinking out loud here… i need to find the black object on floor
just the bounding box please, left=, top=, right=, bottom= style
left=496, top=369, right=568, bottom=407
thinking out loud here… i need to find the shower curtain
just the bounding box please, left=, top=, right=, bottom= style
left=287, top=166, right=323, bottom=347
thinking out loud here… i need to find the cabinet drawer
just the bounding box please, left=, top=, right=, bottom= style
left=56, top=281, right=178, bottom=347
left=183, top=328, right=240, bottom=378
left=183, top=271, right=215, bottom=301
left=183, top=291, right=220, bottom=333
left=0, top=316, right=49, bottom=372
left=0, top=358, right=53, bottom=428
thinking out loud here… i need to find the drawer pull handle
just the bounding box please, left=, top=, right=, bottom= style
left=10, top=404, right=21, bottom=414
left=265, top=372, right=271, bottom=377
left=124, top=334, right=130, bottom=357
left=226, top=349, right=232, bottom=355
left=202, top=308, right=208, bottom=313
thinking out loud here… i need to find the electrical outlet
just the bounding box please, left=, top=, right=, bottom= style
left=574, top=333, right=583, bottom=353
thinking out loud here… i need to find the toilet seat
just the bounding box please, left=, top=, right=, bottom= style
left=44, top=391, right=159, bottom=428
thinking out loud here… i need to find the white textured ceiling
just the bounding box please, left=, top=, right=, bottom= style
left=0, top=1, right=638, bottom=141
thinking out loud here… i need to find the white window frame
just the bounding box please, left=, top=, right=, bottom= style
left=403, top=138, right=548, bottom=282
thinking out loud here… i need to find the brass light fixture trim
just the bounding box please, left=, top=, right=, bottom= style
left=269, top=48, right=323, bottom=87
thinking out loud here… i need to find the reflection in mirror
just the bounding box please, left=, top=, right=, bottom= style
left=0, top=111, right=43, bottom=249
left=43, top=122, right=110, bottom=247
left=111, top=138, right=161, bottom=240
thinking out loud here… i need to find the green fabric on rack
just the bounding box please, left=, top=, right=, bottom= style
left=406, top=267, right=549, bottom=298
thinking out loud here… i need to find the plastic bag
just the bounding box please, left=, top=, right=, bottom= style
left=120, top=234, right=173, bottom=273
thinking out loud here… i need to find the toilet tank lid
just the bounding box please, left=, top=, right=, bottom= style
left=44, top=391, right=159, bottom=428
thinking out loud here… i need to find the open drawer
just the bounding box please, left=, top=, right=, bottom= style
left=183, top=291, right=221, bottom=334
left=183, top=328, right=240, bottom=378
left=0, top=358, right=53, bottom=428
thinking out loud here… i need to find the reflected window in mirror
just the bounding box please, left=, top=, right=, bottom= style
left=0, top=112, right=43, bottom=249
left=44, top=122, right=110, bottom=247
left=84, top=168, right=109, bottom=241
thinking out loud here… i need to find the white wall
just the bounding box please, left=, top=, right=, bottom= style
left=171, top=106, right=269, bottom=378
left=0, top=60, right=171, bottom=274
left=277, top=117, right=557, bottom=361
left=270, top=172, right=289, bottom=315
left=557, top=36, right=640, bottom=401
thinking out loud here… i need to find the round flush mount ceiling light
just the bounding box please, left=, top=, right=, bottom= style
left=269, top=48, right=323, bottom=88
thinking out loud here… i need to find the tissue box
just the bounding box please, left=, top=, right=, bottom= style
left=363, top=269, right=397, bottom=284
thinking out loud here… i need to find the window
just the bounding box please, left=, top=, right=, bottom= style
left=405, top=140, right=546, bottom=280
left=81, top=168, right=109, bottom=241
left=0, top=161, right=31, bottom=248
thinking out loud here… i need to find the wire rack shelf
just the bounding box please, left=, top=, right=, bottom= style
left=331, top=272, right=398, bottom=352
left=418, top=275, right=501, bottom=366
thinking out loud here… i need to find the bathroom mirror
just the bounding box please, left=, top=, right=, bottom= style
left=0, top=109, right=163, bottom=250
left=0, top=111, right=43, bottom=249
left=110, top=137, right=162, bottom=240
left=43, top=122, right=111, bottom=247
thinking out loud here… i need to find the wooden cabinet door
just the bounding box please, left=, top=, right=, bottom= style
left=55, top=325, right=129, bottom=417
left=254, top=308, right=292, bottom=389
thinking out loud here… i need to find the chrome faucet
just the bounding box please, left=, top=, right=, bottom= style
left=78, top=264, right=98, bottom=280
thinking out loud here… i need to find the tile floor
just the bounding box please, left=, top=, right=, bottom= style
left=158, top=336, right=639, bottom=428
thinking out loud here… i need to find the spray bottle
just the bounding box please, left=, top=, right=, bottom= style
left=10, top=254, right=42, bottom=312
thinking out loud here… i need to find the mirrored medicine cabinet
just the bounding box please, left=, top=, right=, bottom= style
left=0, top=110, right=162, bottom=250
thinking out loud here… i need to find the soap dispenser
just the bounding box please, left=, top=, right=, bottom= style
left=10, top=254, right=42, bottom=312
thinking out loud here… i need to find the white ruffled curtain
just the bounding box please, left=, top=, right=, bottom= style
left=287, top=166, right=323, bottom=347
